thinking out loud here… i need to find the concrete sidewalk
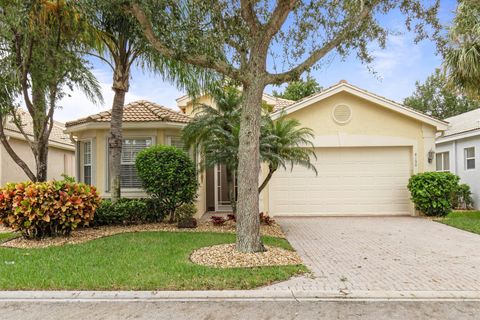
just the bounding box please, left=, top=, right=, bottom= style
left=1, top=290, right=480, bottom=320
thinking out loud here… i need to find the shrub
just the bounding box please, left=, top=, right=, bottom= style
left=136, top=145, right=198, bottom=222
left=407, top=172, right=460, bottom=217
left=452, top=183, right=474, bottom=210
left=176, top=203, right=197, bottom=228
left=211, top=215, right=227, bottom=226
left=94, top=198, right=164, bottom=226
left=259, top=212, right=275, bottom=226
left=0, top=181, right=100, bottom=239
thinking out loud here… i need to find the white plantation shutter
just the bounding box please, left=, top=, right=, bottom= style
left=120, top=138, right=152, bottom=188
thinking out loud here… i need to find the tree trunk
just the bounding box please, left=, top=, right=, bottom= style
left=258, top=165, right=276, bottom=193
left=235, top=79, right=266, bottom=253
left=227, top=168, right=237, bottom=215
left=108, top=87, right=127, bottom=203
left=35, top=138, right=48, bottom=182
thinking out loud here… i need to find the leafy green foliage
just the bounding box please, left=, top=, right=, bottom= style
left=0, top=0, right=102, bottom=181
left=404, top=69, right=479, bottom=119
left=0, top=181, right=101, bottom=239
left=444, top=0, right=480, bottom=99
left=407, top=172, right=460, bottom=217
left=176, top=203, right=197, bottom=228
left=94, top=198, right=164, bottom=226
left=135, top=146, right=198, bottom=222
left=273, top=76, right=322, bottom=101
left=452, top=183, right=474, bottom=210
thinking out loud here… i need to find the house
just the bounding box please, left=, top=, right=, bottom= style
left=65, top=81, right=448, bottom=217
left=436, top=109, right=480, bottom=209
left=1, top=111, right=75, bottom=184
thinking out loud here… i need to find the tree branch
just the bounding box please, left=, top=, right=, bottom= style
left=240, top=0, right=260, bottom=34
left=128, top=3, right=242, bottom=81
left=10, top=110, right=35, bottom=153
left=262, top=0, right=296, bottom=43
left=266, top=3, right=375, bottom=84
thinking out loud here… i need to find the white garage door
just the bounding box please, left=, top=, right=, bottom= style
left=269, top=147, right=412, bottom=216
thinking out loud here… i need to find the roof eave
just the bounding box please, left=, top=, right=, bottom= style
left=64, top=121, right=187, bottom=134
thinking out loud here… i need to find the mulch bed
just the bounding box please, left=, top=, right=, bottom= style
left=0, top=220, right=285, bottom=249
left=190, top=244, right=302, bottom=268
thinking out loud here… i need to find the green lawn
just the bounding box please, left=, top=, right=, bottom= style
left=0, top=232, right=16, bottom=242
left=0, top=231, right=306, bottom=290
left=440, top=211, right=480, bottom=235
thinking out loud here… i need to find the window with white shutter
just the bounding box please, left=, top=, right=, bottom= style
left=120, top=138, right=152, bottom=188
left=167, top=136, right=186, bottom=151
left=83, top=141, right=92, bottom=185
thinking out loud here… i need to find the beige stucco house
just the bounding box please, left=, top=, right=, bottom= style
left=65, top=81, right=448, bottom=217
left=1, top=111, right=75, bottom=185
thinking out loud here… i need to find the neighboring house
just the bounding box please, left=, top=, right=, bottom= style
left=66, top=81, right=448, bottom=217
left=436, top=109, right=480, bottom=209
left=1, top=111, right=75, bottom=185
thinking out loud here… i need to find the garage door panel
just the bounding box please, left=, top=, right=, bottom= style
left=269, top=147, right=412, bottom=216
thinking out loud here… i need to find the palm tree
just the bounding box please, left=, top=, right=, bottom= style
left=444, top=0, right=480, bottom=98
left=259, top=115, right=317, bottom=192
left=183, top=88, right=317, bottom=212
left=83, top=1, right=214, bottom=202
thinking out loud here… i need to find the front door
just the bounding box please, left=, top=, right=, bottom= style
left=214, top=164, right=236, bottom=212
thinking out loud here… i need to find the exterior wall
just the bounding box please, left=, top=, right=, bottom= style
left=72, top=127, right=206, bottom=214
left=0, top=137, right=75, bottom=185
left=436, top=136, right=480, bottom=209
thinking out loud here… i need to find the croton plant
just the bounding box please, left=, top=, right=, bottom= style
left=0, top=180, right=101, bottom=239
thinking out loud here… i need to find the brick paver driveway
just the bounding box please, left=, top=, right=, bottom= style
left=266, top=217, right=480, bottom=293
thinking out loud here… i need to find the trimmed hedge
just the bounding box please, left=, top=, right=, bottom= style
left=135, top=145, right=198, bottom=222
left=0, top=181, right=100, bottom=238
left=407, top=172, right=460, bottom=217
left=94, top=198, right=165, bottom=226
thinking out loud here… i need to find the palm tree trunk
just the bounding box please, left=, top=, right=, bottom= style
left=258, top=165, right=276, bottom=193
left=108, top=87, right=126, bottom=203
left=235, top=79, right=265, bottom=253
left=227, top=168, right=237, bottom=215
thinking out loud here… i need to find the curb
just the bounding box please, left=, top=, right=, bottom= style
left=0, top=290, right=480, bottom=302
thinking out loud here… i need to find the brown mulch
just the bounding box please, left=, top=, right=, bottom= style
left=0, top=220, right=285, bottom=249
left=190, top=244, right=302, bottom=268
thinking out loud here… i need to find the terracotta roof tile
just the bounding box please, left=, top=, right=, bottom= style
left=66, top=100, right=190, bottom=127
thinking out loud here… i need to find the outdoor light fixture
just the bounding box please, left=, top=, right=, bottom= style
left=428, top=150, right=435, bottom=163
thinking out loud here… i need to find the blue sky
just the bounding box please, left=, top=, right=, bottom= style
left=55, top=0, right=457, bottom=123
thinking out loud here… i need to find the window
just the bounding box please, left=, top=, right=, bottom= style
left=168, top=136, right=187, bottom=151
left=465, top=147, right=476, bottom=170
left=435, top=152, right=450, bottom=172
left=83, top=141, right=92, bottom=185
left=120, top=138, right=152, bottom=188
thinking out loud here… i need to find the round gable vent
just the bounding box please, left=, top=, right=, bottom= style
left=332, top=104, right=352, bottom=124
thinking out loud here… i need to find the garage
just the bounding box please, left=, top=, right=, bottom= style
left=269, top=146, right=413, bottom=216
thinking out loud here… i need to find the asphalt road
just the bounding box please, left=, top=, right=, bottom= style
left=1, top=300, right=480, bottom=320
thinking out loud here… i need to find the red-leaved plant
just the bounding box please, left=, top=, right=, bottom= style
left=0, top=181, right=101, bottom=239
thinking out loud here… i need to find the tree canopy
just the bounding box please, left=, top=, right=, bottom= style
left=0, top=0, right=102, bottom=181
left=404, top=68, right=480, bottom=120
left=273, top=76, right=322, bottom=101
left=443, top=0, right=480, bottom=99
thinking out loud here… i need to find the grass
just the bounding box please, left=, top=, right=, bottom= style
left=440, top=211, right=480, bottom=235
left=0, top=232, right=16, bottom=242
left=0, top=231, right=306, bottom=290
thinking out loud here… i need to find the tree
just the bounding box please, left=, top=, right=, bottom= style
left=444, top=0, right=480, bottom=99
left=0, top=0, right=102, bottom=182
left=404, top=69, right=480, bottom=119
left=83, top=1, right=215, bottom=202
left=182, top=87, right=316, bottom=213
left=128, top=0, right=440, bottom=252
left=272, top=75, right=322, bottom=101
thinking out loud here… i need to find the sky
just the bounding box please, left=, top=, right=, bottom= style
left=54, top=0, right=457, bottom=123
